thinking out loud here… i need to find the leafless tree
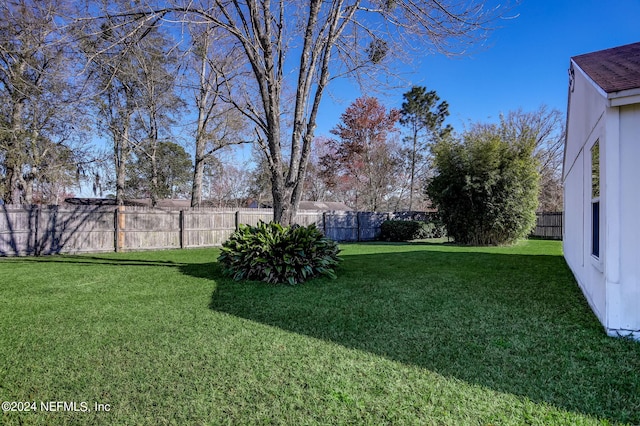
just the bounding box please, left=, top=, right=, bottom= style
left=203, top=161, right=252, bottom=207
left=129, top=22, right=185, bottom=206
left=499, top=106, right=565, bottom=211
left=184, top=22, right=249, bottom=207
left=78, top=0, right=184, bottom=206
left=0, top=0, right=90, bottom=204
left=81, top=0, right=506, bottom=222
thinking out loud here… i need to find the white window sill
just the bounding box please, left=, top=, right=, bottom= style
left=591, top=254, right=604, bottom=273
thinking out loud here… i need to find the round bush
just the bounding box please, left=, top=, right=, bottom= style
left=380, top=220, right=446, bottom=241
left=218, top=221, right=341, bottom=285
left=427, top=125, right=539, bottom=245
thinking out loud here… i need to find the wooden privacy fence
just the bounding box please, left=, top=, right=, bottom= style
left=0, top=205, right=393, bottom=256
left=0, top=205, right=563, bottom=256
left=531, top=212, right=563, bottom=240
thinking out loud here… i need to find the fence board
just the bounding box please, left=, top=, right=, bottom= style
left=122, top=209, right=181, bottom=251
left=37, top=207, right=115, bottom=254
left=0, top=206, right=36, bottom=255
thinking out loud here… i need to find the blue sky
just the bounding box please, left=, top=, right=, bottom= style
left=313, top=0, right=640, bottom=137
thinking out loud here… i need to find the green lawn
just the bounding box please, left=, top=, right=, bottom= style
left=1, top=240, right=639, bottom=425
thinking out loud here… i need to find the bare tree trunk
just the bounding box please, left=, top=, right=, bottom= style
left=22, top=177, right=34, bottom=204
left=409, top=128, right=418, bottom=212
left=5, top=88, right=26, bottom=204
left=272, top=179, right=293, bottom=226
left=115, top=121, right=131, bottom=206
left=115, top=135, right=126, bottom=207
left=191, top=153, right=205, bottom=207
left=190, top=90, right=208, bottom=207
left=149, top=150, right=158, bottom=207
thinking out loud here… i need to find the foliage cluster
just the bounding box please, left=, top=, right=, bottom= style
left=218, top=221, right=341, bottom=285
left=380, top=220, right=445, bottom=241
left=319, top=96, right=401, bottom=212
left=427, top=124, right=539, bottom=245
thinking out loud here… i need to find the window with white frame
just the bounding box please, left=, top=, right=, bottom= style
left=591, top=140, right=600, bottom=259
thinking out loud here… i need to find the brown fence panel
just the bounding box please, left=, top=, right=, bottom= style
left=531, top=212, right=563, bottom=240
left=0, top=205, right=37, bottom=255
left=294, top=211, right=324, bottom=228
left=0, top=205, right=116, bottom=255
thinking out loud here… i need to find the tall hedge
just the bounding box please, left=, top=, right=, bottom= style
left=426, top=125, right=539, bottom=245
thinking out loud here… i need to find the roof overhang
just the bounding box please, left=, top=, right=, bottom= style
left=608, top=87, right=640, bottom=107
left=571, top=58, right=640, bottom=107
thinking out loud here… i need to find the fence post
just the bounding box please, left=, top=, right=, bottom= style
left=322, top=212, right=326, bottom=235
left=179, top=210, right=185, bottom=249
left=33, top=205, right=40, bottom=256
left=115, top=205, right=126, bottom=252
left=356, top=211, right=361, bottom=242
left=235, top=211, right=240, bottom=232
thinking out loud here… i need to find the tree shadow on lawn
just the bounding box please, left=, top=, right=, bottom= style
left=196, top=246, right=640, bottom=424
left=0, top=255, right=187, bottom=268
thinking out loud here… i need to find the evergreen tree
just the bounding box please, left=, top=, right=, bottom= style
left=399, top=86, right=452, bottom=211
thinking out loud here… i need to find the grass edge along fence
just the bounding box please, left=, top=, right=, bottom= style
left=0, top=205, right=562, bottom=256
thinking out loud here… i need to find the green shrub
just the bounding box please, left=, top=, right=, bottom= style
left=426, top=123, right=539, bottom=245
left=218, top=221, right=341, bottom=285
left=380, top=220, right=445, bottom=241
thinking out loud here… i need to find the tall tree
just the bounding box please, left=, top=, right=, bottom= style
left=79, top=2, right=175, bottom=206
left=498, top=106, right=565, bottom=211
left=129, top=21, right=184, bottom=206
left=98, top=0, right=504, bottom=223
left=323, top=96, right=401, bottom=211
left=399, top=86, right=452, bottom=211
left=126, top=141, right=192, bottom=200
left=81, top=14, right=139, bottom=206
left=0, top=0, right=86, bottom=204
left=186, top=23, right=248, bottom=207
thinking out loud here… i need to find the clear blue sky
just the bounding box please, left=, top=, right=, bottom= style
left=313, top=0, right=640, bottom=137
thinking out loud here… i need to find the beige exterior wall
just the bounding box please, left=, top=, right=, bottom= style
left=563, top=62, right=607, bottom=327
left=613, top=104, right=640, bottom=332
left=564, top=61, right=640, bottom=338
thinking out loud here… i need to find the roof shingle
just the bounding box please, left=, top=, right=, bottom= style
left=572, top=41, right=640, bottom=93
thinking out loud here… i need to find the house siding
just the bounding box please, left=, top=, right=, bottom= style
left=564, top=63, right=608, bottom=178
left=614, top=104, right=640, bottom=332
left=564, top=63, right=607, bottom=326
left=565, top=44, right=640, bottom=340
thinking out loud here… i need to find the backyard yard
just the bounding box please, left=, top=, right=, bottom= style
left=0, top=240, right=639, bottom=425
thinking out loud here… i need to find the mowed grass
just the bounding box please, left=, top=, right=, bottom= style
left=1, top=240, right=639, bottom=425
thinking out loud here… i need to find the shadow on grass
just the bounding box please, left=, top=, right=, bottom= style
left=197, top=245, right=640, bottom=424
left=0, top=255, right=187, bottom=267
